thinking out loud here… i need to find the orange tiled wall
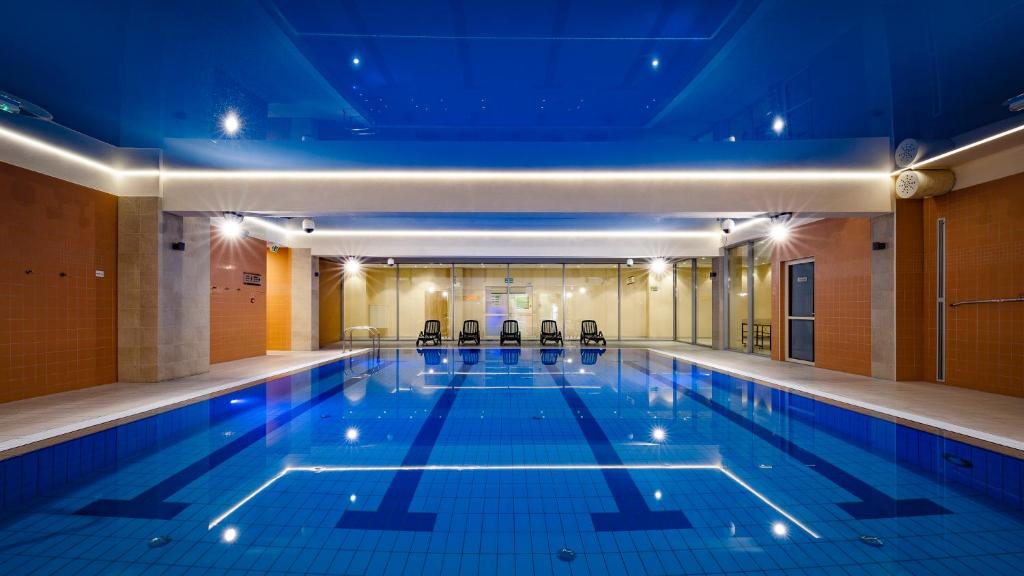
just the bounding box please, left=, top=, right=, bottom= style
left=0, top=161, right=118, bottom=402
left=266, top=247, right=291, bottom=350
left=210, top=230, right=266, bottom=364
left=771, top=218, right=873, bottom=376
left=918, top=172, right=1024, bottom=396
left=319, top=259, right=342, bottom=347
left=895, top=200, right=925, bottom=381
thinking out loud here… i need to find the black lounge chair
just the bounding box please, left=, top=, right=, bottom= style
left=580, top=348, right=606, bottom=365
left=416, top=320, right=442, bottom=347
left=580, top=320, right=607, bottom=346
left=539, top=320, right=563, bottom=346
left=499, top=320, right=521, bottom=345
left=458, top=320, right=480, bottom=346
left=540, top=348, right=563, bottom=365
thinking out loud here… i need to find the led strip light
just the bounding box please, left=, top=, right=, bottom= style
left=5, top=121, right=1023, bottom=182
left=207, top=463, right=821, bottom=539
left=910, top=122, right=1024, bottom=169
left=245, top=215, right=735, bottom=240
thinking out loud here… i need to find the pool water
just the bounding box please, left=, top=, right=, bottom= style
left=1, top=348, right=1022, bottom=575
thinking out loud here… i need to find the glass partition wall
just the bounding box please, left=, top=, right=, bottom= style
left=565, top=264, right=618, bottom=340
left=342, top=264, right=397, bottom=338
left=398, top=264, right=452, bottom=339
left=339, top=260, right=728, bottom=346
left=751, top=240, right=773, bottom=356
left=696, top=257, right=714, bottom=346
left=725, top=239, right=774, bottom=355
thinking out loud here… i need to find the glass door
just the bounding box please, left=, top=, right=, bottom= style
left=786, top=259, right=814, bottom=363
left=484, top=285, right=509, bottom=340
left=455, top=264, right=507, bottom=340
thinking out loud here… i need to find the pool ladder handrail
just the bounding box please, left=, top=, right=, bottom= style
left=950, top=295, right=1024, bottom=308
left=343, top=325, right=382, bottom=357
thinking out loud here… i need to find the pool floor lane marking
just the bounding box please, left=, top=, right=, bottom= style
left=74, top=359, right=380, bottom=520
left=210, top=463, right=820, bottom=538
left=545, top=363, right=692, bottom=531
left=625, top=361, right=950, bottom=521
left=336, top=370, right=469, bottom=531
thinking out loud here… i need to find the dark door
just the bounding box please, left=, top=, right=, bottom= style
left=787, top=261, right=814, bottom=362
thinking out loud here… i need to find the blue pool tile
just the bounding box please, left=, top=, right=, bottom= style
left=0, top=350, right=1022, bottom=574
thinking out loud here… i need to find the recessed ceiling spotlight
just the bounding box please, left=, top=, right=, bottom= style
left=344, top=258, right=362, bottom=275
left=219, top=212, right=245, bottom=238
left=649, top=258, right=668, bottom=275
left=771, top=116, right=785, bottom=135
left=651, top=58, right=660, bottom=69
left=221, top=110, right=241, bottom=136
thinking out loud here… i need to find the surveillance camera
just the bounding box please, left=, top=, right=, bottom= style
left=386, top=258, right=395, bottom=267
left=301, top=218, right=315, bottom=234
left=269, top=243, right=280, bottom=253
left=720, top=218, right=735, bottom=235
left=625, top=258, right=634, bottom=268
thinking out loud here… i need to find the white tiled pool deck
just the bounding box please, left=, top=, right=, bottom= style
left=0, top=349, right=367, bottom=460
left=0, top=342, right=1021, bottom=461
left=646, top=342, right=1024, bottom=456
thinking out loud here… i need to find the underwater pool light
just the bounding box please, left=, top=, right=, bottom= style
left=772, top=522, right=789, bottom=537
left=221, top=527, right=238, bottom=543
left=345, top=427, right=360, bottom=443
left=651, top=426, right=667, bottom=443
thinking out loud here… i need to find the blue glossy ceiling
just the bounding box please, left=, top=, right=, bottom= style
left=0, top=0, right=1022, bottom=148
left=265, top=0, right=751, bottom=127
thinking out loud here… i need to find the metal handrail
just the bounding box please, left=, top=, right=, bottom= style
left=343, top=325, right=381, bottom=356
left=950, top=296, right=1024, bottom=308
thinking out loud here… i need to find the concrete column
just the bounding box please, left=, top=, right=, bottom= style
left=117, top=197, right=160, bottom=381
left=118, top=197, right=210, bottom=382
left=871, top=214, right=896, bottom=380
left=290, top=249, right=320, bottom=350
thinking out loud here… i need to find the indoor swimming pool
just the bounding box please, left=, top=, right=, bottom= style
left=1, top=348, right=1022, bottom=575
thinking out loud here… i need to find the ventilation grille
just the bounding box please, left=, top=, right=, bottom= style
left=895, top=171, right=919, bottom=199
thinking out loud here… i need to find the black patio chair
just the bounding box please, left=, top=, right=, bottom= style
left=580, top=320, right=607, bottom=346
left=539, top=320, right=563, bottom=346
left=416, top=320, right=442, bottom=347
left=458, top=320, right=480, bottom=346
left=499, top=320, right=521, bottom=345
